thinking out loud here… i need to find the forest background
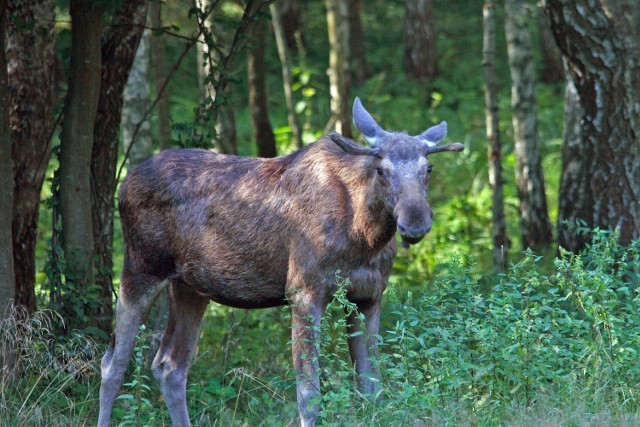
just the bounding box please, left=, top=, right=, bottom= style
left=0, top=0, right=639, bottom=425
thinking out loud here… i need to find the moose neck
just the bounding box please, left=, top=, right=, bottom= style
left=332, top=153, right=396, bottom=251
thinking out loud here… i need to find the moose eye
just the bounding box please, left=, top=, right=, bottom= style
left=427, top=165, right=433, bottom=174
left=375, top=167, right=385, bottom=177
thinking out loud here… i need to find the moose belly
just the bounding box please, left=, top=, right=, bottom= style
left=174, top=252, right=289, bottom=309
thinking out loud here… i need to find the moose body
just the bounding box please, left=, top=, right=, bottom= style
left=98, top=98, right=463, bottom=427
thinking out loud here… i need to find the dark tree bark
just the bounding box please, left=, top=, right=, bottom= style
left=556, top=66, right=589, bottom=249
left=348, top=0, right=371, bottom=86
left=91, top=0, right=149, bottom=335
left=0, top=0, right=14, bottom=311
left=326, top=0, right=351, bottom=138
left=149, top=0, right=171, bottom=150
left=505, top=0, right=552, bottom=250
left=404, top=0, right=438, bottom=81
left=483, top=1, right=508, bottom=269
left=270, top=2, right=303, bottom=148
left=536, top=4, right=563, bottom=83
left=8, top=0, right=56, bottom=313
left=278, top=0, right=304, bottom=53
left=0, top=0, right=17, bottom=384
left=57, top=0, right=104, bottom=324
left=248, top=17, right=277, bottom=158
left=546, top=0, right=640, bottom=250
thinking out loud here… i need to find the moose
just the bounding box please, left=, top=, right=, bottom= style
left=98, top=97, right=464, bottom=427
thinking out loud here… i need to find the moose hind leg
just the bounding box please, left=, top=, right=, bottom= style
left=152, top=283, right=208, bottom=427
left=98, top=274, right=167, bottom=427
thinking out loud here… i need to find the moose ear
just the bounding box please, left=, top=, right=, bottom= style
left=418, top=121, right=447, bottom=147
left=353, top=97, right=385, bottom=148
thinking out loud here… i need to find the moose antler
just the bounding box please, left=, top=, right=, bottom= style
left=424, top=143, right=465, bottom=155
left=329, top=133, right=382, bottom=158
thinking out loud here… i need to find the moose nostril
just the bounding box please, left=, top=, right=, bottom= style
left=397, top=223, right=407, bottom=234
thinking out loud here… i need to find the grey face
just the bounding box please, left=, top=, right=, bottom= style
left=350, top=97, right=464, bottom=245
left=374, top=135, right=434, bottom=245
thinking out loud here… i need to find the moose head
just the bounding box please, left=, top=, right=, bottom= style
left=331, top=97, right=464, bottom=246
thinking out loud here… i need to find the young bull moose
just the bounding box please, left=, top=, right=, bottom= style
left=98, top=97, right=464, bottom=427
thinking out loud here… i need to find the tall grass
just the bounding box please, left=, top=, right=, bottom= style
left=0, top=307, right=101, bottom=426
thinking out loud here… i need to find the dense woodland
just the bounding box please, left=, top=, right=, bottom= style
left=0, top=0, right=639, bottom=425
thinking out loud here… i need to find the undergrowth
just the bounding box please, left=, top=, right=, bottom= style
left=0, top=307, right=100, bottom=426
left=2, top=229, right=639, bottom=426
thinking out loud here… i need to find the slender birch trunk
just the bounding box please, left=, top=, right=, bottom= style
left=505, top=0, right=552, bottom=250
left=123, top=30, right=154, bottom=168
left=483, top=1, right=508, bottom=269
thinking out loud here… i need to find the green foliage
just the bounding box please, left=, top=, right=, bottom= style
left=6, top=231, right=640, bottom=425
left=188, top=231, right=639, bottom=425
left=377, top=230, right=640, bottom=424
left=114, top=325, right=165, bottom=426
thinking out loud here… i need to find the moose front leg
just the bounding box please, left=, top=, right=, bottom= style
left=347, top=302, right=381, bottom=396
left=289, top=291, right=325, bottom=427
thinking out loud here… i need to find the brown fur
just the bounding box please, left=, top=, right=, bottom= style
left=119, top=137, right=396, bottom=309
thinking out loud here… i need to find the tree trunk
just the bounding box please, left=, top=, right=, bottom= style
left=91, top=0, right=148, bottom=336
left=536, top=4, right=563, bottom=83
left=248, top=18, right=277, bottom=158
left=505, top=0, right=552, bottom=251
left=483, top=2, right=508, bottom=269
left=270, top=2, right=303, bottom=148
left=403, top=0, right=438, bottom=81
left=0, top=0, right=17, bottom=385
left=556, top=65, right=589, bottom=250
left=348, top=0, right=370, bottom=86
left=57, top=0, right=104, bottom=329
left=546, top=0, right=640, bottom=250
left=8, top=0, right=57, bottom=313
left=326, top=0, right=351, bottom=138
left=278, top=0, right=305, bottom=53
left=196, top=0, right=237, bottom=154
left=0, top=0, right=14, bottom=311
left=149, top=0, right=171, bottom=150
left=123, top=30, right=154, bottom=168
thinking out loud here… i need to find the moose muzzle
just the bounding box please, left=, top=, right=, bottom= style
left=394, top=198, right=433, bottom=246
